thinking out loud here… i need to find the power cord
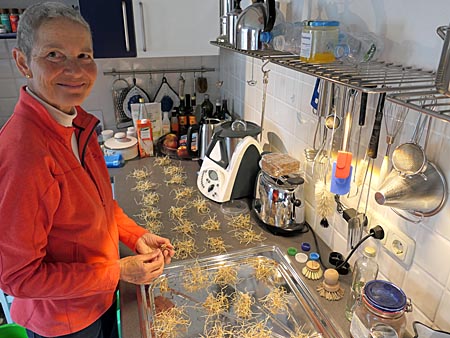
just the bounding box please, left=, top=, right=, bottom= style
left=335, top=225, right=385, bottom=270
left=306, top=223, right=385, bottom=274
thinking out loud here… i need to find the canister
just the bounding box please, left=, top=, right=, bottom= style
left=300, top=20, right=339, bottom=63
left=350, top=280, right=412, bottom=338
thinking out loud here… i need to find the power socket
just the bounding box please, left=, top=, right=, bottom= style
left=381, top=223, right=415, bottom=268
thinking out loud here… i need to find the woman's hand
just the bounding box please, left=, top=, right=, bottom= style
left=135, top=233, right=175, bottom=264
left=118, top=250, right=164, bottom=285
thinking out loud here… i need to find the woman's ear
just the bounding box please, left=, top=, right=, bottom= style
left=12, top=48, right=32, bottom=78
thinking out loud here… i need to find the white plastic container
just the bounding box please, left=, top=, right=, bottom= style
left=104, top=132, right=138, bottom=160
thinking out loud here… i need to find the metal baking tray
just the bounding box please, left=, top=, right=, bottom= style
left=138, top=245, right=344, bottom=338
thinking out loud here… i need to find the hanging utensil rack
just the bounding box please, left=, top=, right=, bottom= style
left=212, top=41, right=450, bottom=123
left=103, top=67, right=215, bottom=77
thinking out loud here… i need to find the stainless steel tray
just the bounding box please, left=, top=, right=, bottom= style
left=138, top=245, right=344, bottom=338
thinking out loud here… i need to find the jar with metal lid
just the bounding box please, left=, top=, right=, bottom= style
left=350, top=280, right=412, bottom=338
left=300, top=20, right=339, bottom=63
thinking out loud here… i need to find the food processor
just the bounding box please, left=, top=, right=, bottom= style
left=197, top=120, right=262, bottom=203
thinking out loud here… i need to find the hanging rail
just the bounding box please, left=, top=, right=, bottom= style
left=103, top=67, right=215, bottom=76
left=211, top=41, right=450, bottom=123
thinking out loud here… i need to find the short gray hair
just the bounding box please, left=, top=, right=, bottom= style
left=17, top=2, right=92, bottom=60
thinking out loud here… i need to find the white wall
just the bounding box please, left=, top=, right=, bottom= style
left=219, top=0, right=450, bottom=334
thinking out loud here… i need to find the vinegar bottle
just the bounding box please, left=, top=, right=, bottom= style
left=162, top=111, right=171, bottom=135
left=345, top=246, right=379, bottom=321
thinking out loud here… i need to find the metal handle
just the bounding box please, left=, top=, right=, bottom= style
left=367, top=92, right=386, bottom=159
left=437, top=25, right=448, bottom=40
left=139, top=1, right=147, bottom=52
left=121, top=1, right=130, bottom=52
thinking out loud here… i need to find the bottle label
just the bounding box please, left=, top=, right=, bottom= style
left=179, top=116, right=187, bottom=126
left=137, top=120, right=154, bottom=157
left=188, top=115, right=197, bottom=126
left=363, top=43, right=377, bottom=62
left=300, top=31, right=312, bottom=59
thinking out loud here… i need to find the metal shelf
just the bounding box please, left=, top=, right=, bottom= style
left=212, top=41, right=450, bottom=123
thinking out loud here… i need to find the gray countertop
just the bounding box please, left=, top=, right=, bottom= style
left=110, top=157, right=352, bottom=338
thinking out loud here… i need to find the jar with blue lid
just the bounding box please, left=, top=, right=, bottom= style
left=300, top=20, right=340, bottom=63
left=350, top=280, right=412, bottom=338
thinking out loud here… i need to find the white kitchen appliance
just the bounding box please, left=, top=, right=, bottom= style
left=197, top=120, right=262, bottom=203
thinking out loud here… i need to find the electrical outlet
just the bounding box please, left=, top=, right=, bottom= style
left=381, top=224, right=415, bottom=268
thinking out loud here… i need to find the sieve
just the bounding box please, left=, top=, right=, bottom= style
left=392, top=114, right=430, bottom=176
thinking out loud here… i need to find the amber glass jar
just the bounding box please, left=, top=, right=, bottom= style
left=350, top=280, right=412, bottom=338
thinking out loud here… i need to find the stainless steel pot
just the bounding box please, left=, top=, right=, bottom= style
left=253, top=171, right=305, bottom=228
left=235, top=0, right=276, bottom=50
left=436, top=24, right=450, bottom=96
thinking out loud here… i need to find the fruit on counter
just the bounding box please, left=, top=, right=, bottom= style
left=176, top=145, right=188, bottom=158
left=163, top=133, right=178, bottom=149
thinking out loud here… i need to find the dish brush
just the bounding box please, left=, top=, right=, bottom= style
left=301, top=260, right=323, bottom=280
left=315, top=180, right=334, bottom=227
left=317, top=268, right=344, bottom=301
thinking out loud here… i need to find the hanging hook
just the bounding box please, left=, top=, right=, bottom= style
left=261, top=59, right=271, bottom=74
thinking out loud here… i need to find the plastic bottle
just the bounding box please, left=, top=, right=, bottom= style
left=162, top=111, right=171, bottom=135
left=260, top=22, right=303, bottom=54
left=345, top=246, right=379, bottom=321
left=334, top=31, right=384, bottom=64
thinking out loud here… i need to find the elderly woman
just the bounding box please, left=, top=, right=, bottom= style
left=0, top=2, right=174, bottom=338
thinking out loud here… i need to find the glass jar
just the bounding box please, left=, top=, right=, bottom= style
left=350, top=280, right=412, bottom=338
left=300, top=20, right=339, bottom=63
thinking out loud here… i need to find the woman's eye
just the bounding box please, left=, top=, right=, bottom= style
left=46, top=51, right=64, bottom=61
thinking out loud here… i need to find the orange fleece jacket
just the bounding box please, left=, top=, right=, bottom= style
left=0, top=88, right=148, bottom=336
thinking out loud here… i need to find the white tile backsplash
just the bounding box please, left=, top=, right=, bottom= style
left=403, top=265, right=444, bottom=321
left=219, top=46, right=450, bottom=333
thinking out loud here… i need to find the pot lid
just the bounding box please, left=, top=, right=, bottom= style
left=364, top=280, right=407, bottom=313
left=214, top=120, right=261, bottom=138
left=104, top=133, right=137, bottom=150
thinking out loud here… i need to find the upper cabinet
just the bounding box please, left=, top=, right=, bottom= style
left=79, top=0, right=137, bottom=58
left=131, top=0, right=219, bottom=58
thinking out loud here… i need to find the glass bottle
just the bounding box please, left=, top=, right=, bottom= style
left=200, top=94, right=214, bottom=120
left=221, top=99, right=231, bottom=120
left=213, top=99, right=222, bottom=119
left=162, top=111, right=171, bottom=135
left=345, top=246, right=379, bottom=321
left=137, top=97, right=149, bottom=121
left=177, top=98, right=188, bottom=144
left=170, top=108, right=179, bottom=137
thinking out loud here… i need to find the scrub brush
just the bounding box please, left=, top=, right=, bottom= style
left=315, top=180, right=334, bottom=228
left=302, top=260, right=323, bottom=280
left=316, top=268, right=345, bottom=301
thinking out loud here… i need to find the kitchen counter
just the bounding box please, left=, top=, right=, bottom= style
left=109, top=157, right=352, bottom=338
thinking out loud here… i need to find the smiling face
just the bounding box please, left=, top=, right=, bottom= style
left=13, top=17, right=97, bottom=113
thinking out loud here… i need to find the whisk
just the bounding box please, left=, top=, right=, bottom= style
left=378, top=102, right=408, bottom=186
